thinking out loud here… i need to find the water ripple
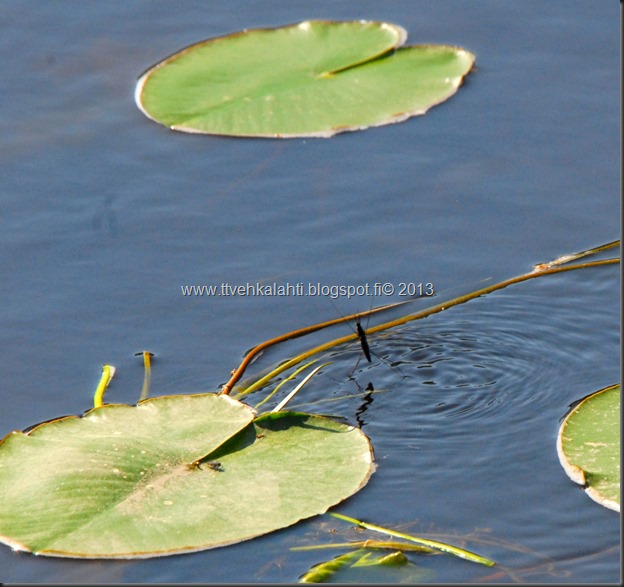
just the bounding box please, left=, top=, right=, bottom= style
left=310, top=273, right=619, bottom=445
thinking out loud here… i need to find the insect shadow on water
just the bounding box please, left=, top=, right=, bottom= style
left=355, top=382, right=375, bottom=428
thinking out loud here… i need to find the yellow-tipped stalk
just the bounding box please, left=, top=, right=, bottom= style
left=136, top=351, right=154, bottom=401
left=93, top=364, right=116, bottom=408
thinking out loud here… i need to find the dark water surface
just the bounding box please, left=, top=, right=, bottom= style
left=1, top=1, right=620, bottom=583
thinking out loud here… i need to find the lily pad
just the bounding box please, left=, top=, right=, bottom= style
left=0, top=394, right=375, bottom=558
left=135, top=20, right=475, bottom=137
left=557, top=384, right=620, bottom=512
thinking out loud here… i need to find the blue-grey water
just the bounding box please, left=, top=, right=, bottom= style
left=1, top=0, right=620, bottom=583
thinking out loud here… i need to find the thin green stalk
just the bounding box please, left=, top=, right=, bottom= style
left=329, top=512, right=495, bottom=566
left=291, top=540, right=435, bottom=553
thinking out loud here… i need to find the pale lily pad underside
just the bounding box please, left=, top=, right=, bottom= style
left=135, top=20, right=475, bottom=138
left=0, top=394, right=375, bottom=558
left=557, top=384, right=620, bottom=512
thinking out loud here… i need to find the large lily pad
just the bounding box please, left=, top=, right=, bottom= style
left=135, top=20, right=474, bottom=137
left=557, top=384, right=620, bottom=512
left=0, top=394, right=374, bottom=558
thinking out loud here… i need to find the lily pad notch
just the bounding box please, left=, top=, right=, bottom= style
left=135, top=20, right=475, bottom=138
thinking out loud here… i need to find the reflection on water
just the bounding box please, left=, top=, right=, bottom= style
left=91, top=194, right=119, bottom=236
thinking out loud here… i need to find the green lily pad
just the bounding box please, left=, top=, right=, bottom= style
left=557, top=384, right=620, bottom=512
left=135, top=20, right=474, bottom=137
left=0, top=394, right=375, bottom=558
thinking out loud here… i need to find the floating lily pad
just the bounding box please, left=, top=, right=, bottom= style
left=0, top=394, right=375, bottom=558
left=135, top=20, right=474, bottom=137
left=557, top=384, right=620, bottom=512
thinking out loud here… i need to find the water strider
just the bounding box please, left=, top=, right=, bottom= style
left=343, top=290, right=436, bottom=379
left=355, top=321, right=372, bottom=363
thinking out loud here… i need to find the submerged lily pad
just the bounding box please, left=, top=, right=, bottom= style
left=135, top=20, right=474, bottom=137
left=299, top=549, right=432, bottom=583
left=0, top=394, right=374, bottom=558
left=557, top=384, right=620, bottom=512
